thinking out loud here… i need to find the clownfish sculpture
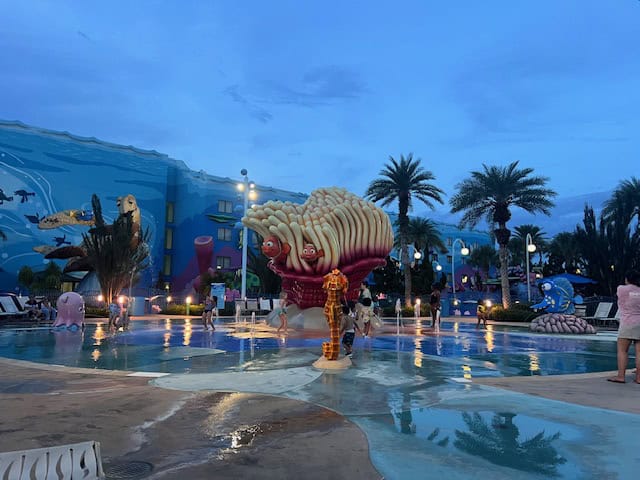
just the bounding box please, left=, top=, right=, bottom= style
left=261, top=235, right=290, bottom=264
left=300, top=243, right=324, bottom=263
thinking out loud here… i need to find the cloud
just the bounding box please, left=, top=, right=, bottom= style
left=264, top=65, right=367, bottom=106
left=223, top=85, right=273, bottom=123
left=448, top=32, right=639, bottom=144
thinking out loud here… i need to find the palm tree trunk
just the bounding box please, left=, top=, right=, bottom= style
left=498, top=244, right=511, bottom=308
left=402, top=241, right=412, bottom=308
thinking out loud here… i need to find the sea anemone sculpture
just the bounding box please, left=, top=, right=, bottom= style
left=242, top=187, right=394, bottom=308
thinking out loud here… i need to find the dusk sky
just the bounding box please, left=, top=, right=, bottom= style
left=2, top=1, right=639, bottom=215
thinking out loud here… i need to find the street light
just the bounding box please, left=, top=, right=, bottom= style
left=451, top=238, right=469, bottom=306
left=238, top=169, right=257, bottom=300
left=525, top=233, right=537, bottom=302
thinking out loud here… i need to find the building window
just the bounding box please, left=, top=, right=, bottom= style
left=166, top=202, right=175, bottom=223
left=447, top=237, right=453, bottom=247
left=216, top=256, right=231, bottom=269
left=447, top=273, right=452, bottom=284
left=218, top=228, right=232, bottom=241
left=431, top=253, right=438, bottom=262
left=446, top=255, right=452, bottom=264
left=218, top=200, right=233, bottom=213
left=164, top=228, right=173, bottom=249
left=163, top=255, right=172, bottom=276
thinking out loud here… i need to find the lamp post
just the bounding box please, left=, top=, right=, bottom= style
left=451, top=238, right=469, bottom=306
left=525, top=233, right=537, bottom=302
left=238, top=169, right=257, bottom=300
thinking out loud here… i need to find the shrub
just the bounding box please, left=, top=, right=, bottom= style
left=85, top=307, right=109, bottom=318
left=487, top=305, right=538, bottom=322
left=161, top=304, right=204, bottom=316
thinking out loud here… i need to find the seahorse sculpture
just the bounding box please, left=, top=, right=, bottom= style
left=322, top=268, right=349, bottom=360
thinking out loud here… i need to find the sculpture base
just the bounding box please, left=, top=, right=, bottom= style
left=312, top=355, right=352, bottom=370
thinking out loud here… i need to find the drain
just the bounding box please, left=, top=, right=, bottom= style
left=104, top=461, right=153, bottom=479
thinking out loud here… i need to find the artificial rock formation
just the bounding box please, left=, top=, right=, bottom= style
left=530, top=313, right=596, bottom=335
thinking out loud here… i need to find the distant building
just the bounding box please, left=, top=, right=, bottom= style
left=0, top=120, right=306, bottom=294
left=386, top=213, right=494, bottom=290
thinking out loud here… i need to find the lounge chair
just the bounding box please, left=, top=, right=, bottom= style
left=0, top=441, right=104, bottom=479
left=582, top=302, right=613, bottom=327
left=259, top=298, right=272, bottom=312
left=600, top=308, right=621, bottom=330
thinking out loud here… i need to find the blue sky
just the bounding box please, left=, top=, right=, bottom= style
left=2, top=1, right=639, bottom=214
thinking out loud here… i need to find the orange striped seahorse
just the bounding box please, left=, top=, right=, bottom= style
left=322, top=268, right=349, bottom=360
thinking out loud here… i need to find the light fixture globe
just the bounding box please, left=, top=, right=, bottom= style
left=527, top=244, right=537, bottom=253
left=461, top=247, right=470, bottom=256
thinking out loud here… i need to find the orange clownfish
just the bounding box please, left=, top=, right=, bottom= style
left=261, top=235, right=290, bottom=264
left=300, top=243, right=324, bottom=263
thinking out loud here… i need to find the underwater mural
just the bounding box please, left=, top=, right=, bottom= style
left=242, top=187, right=394, bottom=308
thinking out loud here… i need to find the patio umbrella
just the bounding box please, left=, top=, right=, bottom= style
left=538, top=273, right=597, bottom=284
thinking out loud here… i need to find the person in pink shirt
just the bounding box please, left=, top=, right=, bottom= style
left=608, top=269, right=640, bottom=384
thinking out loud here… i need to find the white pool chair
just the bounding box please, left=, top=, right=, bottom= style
left=583, top=302, right=613, bottom=327
left=0, top=441, right=104, bottom=479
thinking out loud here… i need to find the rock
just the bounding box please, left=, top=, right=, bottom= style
left=530, top=313, right=598, bottom=335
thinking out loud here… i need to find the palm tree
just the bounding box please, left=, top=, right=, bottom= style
left=512, top=224, right=548, bottom=266
left=83, top=194, right=151, bottom=303
left=546, top=232, right=581, bottom=274
left=468, top=244, right=498, bottom=278
left=393, top=218, right=446, bottom=296
left=454, top=412, right=566, bottom=476
left=450, top=161, right=556, bottom=308
left=602, top=177, right=640, bottom=226
left=405, top=217, right=447, bottom=256
left=366, top=154, right=445, bottom=307
left=575, top=205, right=640, bottom=295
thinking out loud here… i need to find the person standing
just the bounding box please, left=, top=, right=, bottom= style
left=202, top=296, right=215, bottom=330
left=429, top=284, right=442, bottom=330
left=340, top=304, right=361, bottom=356
left=608, top=270, right=640, bottom=384
left=359, top=282, right=372, bottom=302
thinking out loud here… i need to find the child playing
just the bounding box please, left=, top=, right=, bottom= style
left=360, top=297, right=374, bottom=337
left=108, top=298, right=120, bottom=332
left=276, top=291, right=288, bottom=333
left=340, top=304, right=361, bottom=356
left=202, top=296, right=215, bottom=330
left=476, top=300, right=488, bottom=329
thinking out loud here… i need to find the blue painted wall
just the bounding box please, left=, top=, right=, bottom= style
left=0, top=121, right=307, bottom=294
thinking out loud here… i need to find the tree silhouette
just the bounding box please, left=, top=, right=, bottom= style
left=450, top=161, right=556, bottom=307
left=454, top=412, right=566, bottom=476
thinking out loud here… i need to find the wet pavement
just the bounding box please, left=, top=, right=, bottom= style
left=1, top=316, right=639, bottom=479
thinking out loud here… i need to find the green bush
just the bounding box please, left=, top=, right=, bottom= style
left=85, top=307, right=109, bottom=318
left=487, top=305, right=538, bottom=322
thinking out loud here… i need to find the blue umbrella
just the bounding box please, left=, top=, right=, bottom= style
left=538, top=273, right=597, bottom=284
